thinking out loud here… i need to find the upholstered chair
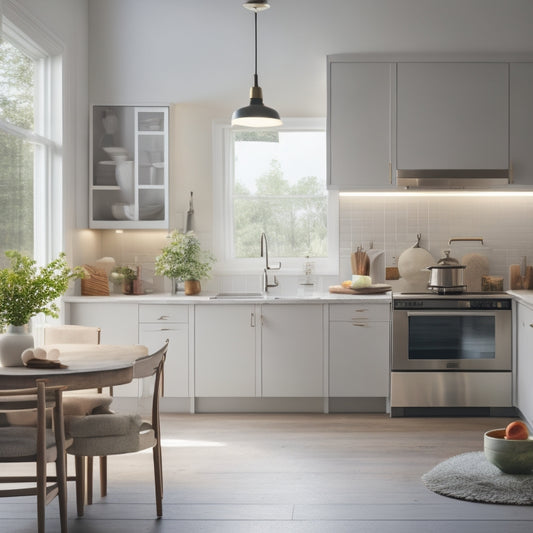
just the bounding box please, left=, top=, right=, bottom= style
left=66, top=340, right=168, bottom=517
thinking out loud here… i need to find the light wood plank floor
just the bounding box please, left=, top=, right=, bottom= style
left=2, top=413, right=533, bottom=532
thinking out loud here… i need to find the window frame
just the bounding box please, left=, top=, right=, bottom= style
left=0, top=2, right=63, bottom=265
left=213, top=117, right=338, bottom=275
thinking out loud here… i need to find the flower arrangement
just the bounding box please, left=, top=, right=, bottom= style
left=0, top=251, right=84, bottom=329
left=155, top=231, right=215, bottom=281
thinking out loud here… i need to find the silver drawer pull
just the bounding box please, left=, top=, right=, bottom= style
left=354, top=309, right=368, bottom=313
left=157, top=315, right=170, bottom=321
left=159, top=328, right=173, bottom=331
left=250, top=312, right=256, bottom=328
left=352, top=323, right=368, bottom=327
left=530, top=323, right=533, bottom=328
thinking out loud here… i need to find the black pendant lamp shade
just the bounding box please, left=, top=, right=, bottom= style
left=231, top=1, right=282, bottom=128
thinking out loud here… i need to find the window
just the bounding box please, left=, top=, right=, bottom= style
left=213, top=118, right=338, bottom=273
left=0, top=6, right=62, bottom=266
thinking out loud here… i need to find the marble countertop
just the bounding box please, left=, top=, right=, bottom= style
left=507, top=290, right=533, bottom=307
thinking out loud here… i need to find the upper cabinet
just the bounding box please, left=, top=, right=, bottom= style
left=328, top=60, right=395, bottom=189
left=90, top=105, right=169, bottom=229
left=396, top=62, right=509, bottom=170
left=510, top=63, right=533, bottom=186
left=327, top=56, right=533, bottom=191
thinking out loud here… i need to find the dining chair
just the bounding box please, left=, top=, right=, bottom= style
left=0, top=379, right=71, bottom=533
left=66, top=340, right=168, bottom=517
left=43, top=324, right=110, bottom=503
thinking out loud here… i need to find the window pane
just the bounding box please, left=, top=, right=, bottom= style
left=233, top=129, right=327, bottom=258
left=0, top=129, right=34, bottom=259
left=0, top=39, right=35, bottom=130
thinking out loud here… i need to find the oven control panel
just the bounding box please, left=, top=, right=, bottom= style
left=393, top=298, right=511, bottom=310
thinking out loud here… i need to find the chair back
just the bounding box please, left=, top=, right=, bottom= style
left=132, top=340, right=168, bottom=438
left=43, top=325, right=101, bottom=345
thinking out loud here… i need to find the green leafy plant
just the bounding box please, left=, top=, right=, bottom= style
left=110, top=266, right=137, bottom=283
left=0, top=251, right=84, bottom=328
left=155, top=231, right=215, bottom=281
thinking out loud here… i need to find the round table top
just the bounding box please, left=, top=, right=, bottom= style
left=0, top=344, right=148, bottom=390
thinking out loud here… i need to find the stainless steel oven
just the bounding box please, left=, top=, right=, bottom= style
left=391, top=293, right=512, bottom=416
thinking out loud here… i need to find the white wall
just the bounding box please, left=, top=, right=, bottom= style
left=84, top=1, right=533, bottom=287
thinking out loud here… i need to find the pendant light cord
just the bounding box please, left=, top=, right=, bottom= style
left=254, top=11, right=259, bottom=87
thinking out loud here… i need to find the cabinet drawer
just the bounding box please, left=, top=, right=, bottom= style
left=139, top=304, right=188, bottom=323
left=329, top=303, right=390, bottom=323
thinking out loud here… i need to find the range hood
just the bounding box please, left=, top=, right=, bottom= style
left=396, top=169, right=510, bottom=189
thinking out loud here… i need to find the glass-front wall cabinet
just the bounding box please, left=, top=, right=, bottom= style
left=90, top=105, right=169, bottom=229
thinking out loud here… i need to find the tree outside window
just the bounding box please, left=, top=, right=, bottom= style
left=232, top=129, right=328, bottom=260
left=0, top=37, right=35, bottom=260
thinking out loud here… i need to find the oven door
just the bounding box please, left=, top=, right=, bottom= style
left=392, top=310, right=511, bottom=371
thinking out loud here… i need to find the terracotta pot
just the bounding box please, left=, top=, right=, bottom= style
left=184, top=280, right=201, bottom=295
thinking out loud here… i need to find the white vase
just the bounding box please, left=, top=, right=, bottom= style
left=0, top=324, right=34, bottom=367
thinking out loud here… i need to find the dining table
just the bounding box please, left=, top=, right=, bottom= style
left=0, top=344, right=149, bottom=390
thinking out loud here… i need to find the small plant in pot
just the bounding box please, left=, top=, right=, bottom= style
left=0, top=251, right=84, bottom=366
left=155, top=231, right=215, bottom=295
left=110, top=265, right=138, bottom=294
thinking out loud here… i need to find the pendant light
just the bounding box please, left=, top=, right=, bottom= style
left=231, top=1, right=282, bottom=128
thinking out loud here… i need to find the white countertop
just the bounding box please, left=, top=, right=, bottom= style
left=63, top=291, right=392, bottom=304
left=507, top=290, right=533, bottom=307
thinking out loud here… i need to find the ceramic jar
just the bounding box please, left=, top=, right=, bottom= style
left=0, top=324, right=34, bottom=367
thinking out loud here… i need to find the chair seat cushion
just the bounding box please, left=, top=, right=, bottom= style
left=66, top=413, right=155, bottom=456
left=0, top=426, right=56, bottom=458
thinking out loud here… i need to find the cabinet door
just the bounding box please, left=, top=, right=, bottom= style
left=328, top=61, right=394, bottom=189
left=90, top=105, right=168, bottom=229
left=139, top=323, right=188, bottom=397
left=67, top=302, right=139, bottom=396
left=516, top=303, right=533, bottom=425
left=396, top=62, right=508, bottom=169
left=510, top=63, right=533, bottom=185
left=195, top=305, right=257, bottom=397
left=261, top=305, right=324, bottom=397
left=329, top=321, right=390, bottom=397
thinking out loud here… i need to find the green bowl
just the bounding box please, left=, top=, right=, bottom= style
left=484, top=428, right=533, bottom=474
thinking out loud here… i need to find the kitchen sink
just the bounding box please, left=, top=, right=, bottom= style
left=210, top=292, right=265, bottom=300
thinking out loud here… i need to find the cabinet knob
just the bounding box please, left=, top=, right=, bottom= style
left=529, top=323, right=533, bottom=328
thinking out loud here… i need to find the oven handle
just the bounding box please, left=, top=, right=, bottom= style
left=406, top=311, right=501, bottom=317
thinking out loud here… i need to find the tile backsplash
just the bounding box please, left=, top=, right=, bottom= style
left=82, top=194, right=533, bottom=295
left=339, top=194, right=533, bottom=289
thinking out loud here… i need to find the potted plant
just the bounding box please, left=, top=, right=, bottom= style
left=110, top=265, right=138, bottom=294
left=0, top=251, right=84, bottom=366
left=155, top=231, right=215, bottom=295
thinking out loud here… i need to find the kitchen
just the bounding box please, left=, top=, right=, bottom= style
left=2, top=0, right=533, bottom=531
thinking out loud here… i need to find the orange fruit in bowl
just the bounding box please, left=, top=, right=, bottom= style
left=504, top=420, right=529, bottom=440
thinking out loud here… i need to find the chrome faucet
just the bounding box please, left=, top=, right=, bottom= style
left=260, top=232, right=281, bottom=292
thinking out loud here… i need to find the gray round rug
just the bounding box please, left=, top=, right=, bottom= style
left=422, top=451, right=533, bottom=505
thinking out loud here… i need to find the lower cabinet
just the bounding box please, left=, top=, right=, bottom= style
left=138, top=304, right=189, bottom=397
left=516, top=302, right=533, bottom=425
left=194, top=305, right=257, bottom=397
left=329, top=303, right=390, bottom=397
left=261, top=304, right=324, bottom=397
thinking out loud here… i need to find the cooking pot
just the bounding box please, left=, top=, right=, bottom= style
left=427, top=250, right=466, bottom=293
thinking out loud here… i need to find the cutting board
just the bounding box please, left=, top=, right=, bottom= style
left=509, top=264, right=533, bottom=290
left=329, top=284, right=392, bottom=295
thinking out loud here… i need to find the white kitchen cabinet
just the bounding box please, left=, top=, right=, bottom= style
left=66, top=301, right=140, bottom=396
left=261, top=305, right=324, bottom=397
left=510, top=63, right=533, bottom=186
left=329, top=303, right=390, bottom=397
left=516, top=302, right=533, bottom=426
left=138, top=304, right=188, bottom=397
left=396, top=62, right=509, bottom=170
left=328, top=59, right=395, bottom=189
left=194, top=305, right=257, bottom=397
left=90, top=105, right=169, bottom=229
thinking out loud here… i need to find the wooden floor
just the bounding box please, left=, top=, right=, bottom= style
left=2, top=413, right=533, bottom=532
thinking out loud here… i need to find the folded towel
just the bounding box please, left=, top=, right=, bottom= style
left=21, top=346, right=64, bottom=368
